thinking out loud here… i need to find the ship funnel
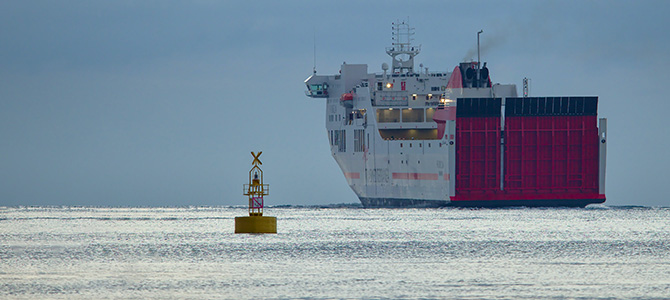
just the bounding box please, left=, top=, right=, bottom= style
left=458, top=61, right=491, bottom=88
left=480, top=62, right=490, bottom=87
left=460, top=62, right=477, bottom=88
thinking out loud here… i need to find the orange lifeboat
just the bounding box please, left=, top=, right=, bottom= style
left=340, top=92, right=354, bottom=107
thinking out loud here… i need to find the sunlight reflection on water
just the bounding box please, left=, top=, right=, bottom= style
left=1, top=206, right=669, bottom=299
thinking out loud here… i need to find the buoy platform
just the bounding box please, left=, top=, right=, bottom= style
left=234, top=151, right=277, bottom=234
left=235, top=215, right=277, bottom=234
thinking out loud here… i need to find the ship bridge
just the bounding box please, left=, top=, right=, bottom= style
left=305, top=74, right=330, bottom=98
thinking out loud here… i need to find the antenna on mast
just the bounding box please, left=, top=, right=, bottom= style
left=477, top=30, right=483, bottom=70
left=476, top=30, right=483, bottom=88
left=386, top=19, right=420, bottom=74
left=313, top=28, right=317, bottom=74
left=523, top=77, right=530, bottom=97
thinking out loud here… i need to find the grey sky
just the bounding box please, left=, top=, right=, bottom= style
left=1, top=1, right=669, bottom=207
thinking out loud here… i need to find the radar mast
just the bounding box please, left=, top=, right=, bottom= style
left=386, top=20, right=421, bottom=74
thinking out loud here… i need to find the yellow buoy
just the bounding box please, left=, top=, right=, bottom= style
left=234, top=151, right=277, bottom=234
left=234, top=215, right=277, bottom=233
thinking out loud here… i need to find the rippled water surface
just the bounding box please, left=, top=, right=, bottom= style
left=1, top=206, right=669, bottom=299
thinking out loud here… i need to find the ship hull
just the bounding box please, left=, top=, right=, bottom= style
left=359, top=197, right=450, bottom=208
left=360, top=197, right=605, bottom=208
left=449, top=198, right=605, bottom=208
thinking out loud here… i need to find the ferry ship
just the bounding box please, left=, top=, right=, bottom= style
left=304, top=22, right=607, bottom=207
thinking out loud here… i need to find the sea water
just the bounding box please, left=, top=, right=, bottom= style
left=1, top=206, right=669, bottom=299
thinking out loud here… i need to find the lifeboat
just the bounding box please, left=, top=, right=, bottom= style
left=340, top=92, right=354, bottom=108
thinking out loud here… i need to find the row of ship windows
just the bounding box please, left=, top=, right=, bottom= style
left=379, top=129, right=439, bottom=140
left=330, top=110, right=368, bottom=125
left=375, top=81, right=445, bottom=92
left=397, top=142, right=443, bottom=148
left=374, top=73, right=448, bottom=78
left=328, top=114, right=343, bottom=122
left=376, top=108, right=436, bottom=123
left=331, top=128, right=444, bottom=152
left=375, top=94, right=440, bottom=102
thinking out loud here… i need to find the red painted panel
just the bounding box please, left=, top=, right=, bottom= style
left=343, top=172, right=360, bottom=179
left=455, top=116, right=501, bottom=194
left=503, top=115, right=599, bottom=194
left=433, top=107, right=457, bottom=139
left=453, top=97, right=602, bottom=203
left=446, top=66, right=462, bottom=89
left=450, top=193, right=605, bottom=201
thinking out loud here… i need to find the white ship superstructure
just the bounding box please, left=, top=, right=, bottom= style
left=305, top=22, right=606, bottom=207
